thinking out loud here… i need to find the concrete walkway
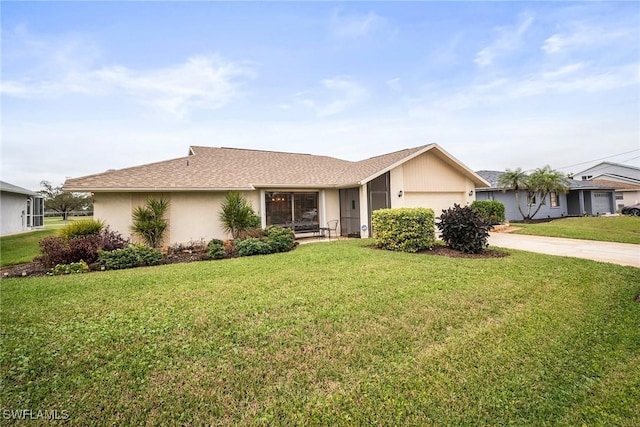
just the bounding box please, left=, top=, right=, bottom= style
left=489, top=233, right=640, bottom=268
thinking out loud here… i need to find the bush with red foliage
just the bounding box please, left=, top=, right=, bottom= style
left=37, top=227, right=129, bottom=268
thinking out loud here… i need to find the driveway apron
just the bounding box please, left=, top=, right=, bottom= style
left=489, top=233, right=640, bottom=268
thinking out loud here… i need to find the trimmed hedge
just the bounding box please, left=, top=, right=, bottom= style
left=265, top=226, right=296, bottom=253
left=98, top=244, right=164, bottom=270
left=471, top=200, right=505, bottom=225
left=372, top=208, right=435, bottom=253
left=236, top=238, right=273, bottom=257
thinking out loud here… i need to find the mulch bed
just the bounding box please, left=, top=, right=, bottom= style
left=2, top=244, right=508, bottom=279
left=421, top=245, right=509, bottom=259
left=1, top=249, right=211, bottom=279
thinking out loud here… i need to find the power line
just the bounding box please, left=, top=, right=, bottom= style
left=558, top=149, right=640, bottom=170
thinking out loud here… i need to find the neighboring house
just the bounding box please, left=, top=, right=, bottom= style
left=0, top=181, right=45, bottom=236
left=475, top=171, right=617, bottom=222
left=573, top=162, right=640, bottom=210
left=63, top=144, right=489, bottom=244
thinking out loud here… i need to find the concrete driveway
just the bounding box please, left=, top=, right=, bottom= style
left=489, top=233, right=640, bottom=268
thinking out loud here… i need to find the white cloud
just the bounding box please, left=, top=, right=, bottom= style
left=410, top=61, right=638, bottom=115
left=2, top=55, right=255, bottom=117
left=329, top=8, right=390, bottom=39
left=474, top=12, right=534, bottom=67
left=543, top=23, right=633, bottom=55
left=386, top=78, right=402, bottom=92
left=296, top=77, right=368, bottom=117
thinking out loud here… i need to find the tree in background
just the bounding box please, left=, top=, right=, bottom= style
left=498, top=166, right=570, bottom=222
left=131, top=197, right=170, bottom=248
left=526, top=166, right=570, bottom=219
left=38, top=181, right=92, bottom=220
left=219, top=192, right=260, bottom=239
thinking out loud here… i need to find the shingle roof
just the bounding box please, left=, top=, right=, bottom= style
left=475, top=170, right=617, bottom=191
left=64, top=144, right=488, bottom=192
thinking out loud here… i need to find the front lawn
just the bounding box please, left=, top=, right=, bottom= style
left=512, top=216, right=640, bottom=244
left=2, top=240, right=638, bottom=425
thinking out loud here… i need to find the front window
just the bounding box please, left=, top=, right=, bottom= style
left=550, top=191, right=560, bottom=208
left=265, top=192, right=319, bottom=233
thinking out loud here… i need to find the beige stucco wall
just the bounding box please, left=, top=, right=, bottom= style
left=323, top=189, right=341, bottom=234
left=93, top=193, right=133, bottom=240
left=95, top=190, right=329, bottom=245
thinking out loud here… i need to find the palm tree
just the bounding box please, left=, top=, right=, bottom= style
left=131, top=197, right=170, bottom=248
left=219, top=192, right=260, bottom=239
left=526, top=165, right=570, bottom=220
left=498, top=168, right=529, bottom=220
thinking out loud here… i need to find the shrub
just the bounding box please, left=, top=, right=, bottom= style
left=59, top=219, right=105, bottom=239
left=98, top=228, right=130, bottom=252
left=437, top=204, right=493, bottom=253
left=219, top=192, right=260, bottom=239
left=99, top=244, right=164, bottom=270
left=67, top=235, right=103, bottom=265
left=207, top=239, right=225, bottom=260
left=38, top=228, right=129, bottom=268
left=265, top=226, right=296, bottom=253
left=131, top=198, right=170, bottom=248
left=168, top=240, right=208, bottom=256
left=49, top=261, right=89, bottom=276
left=38, top=236, right=72, bottom=268
left=372, top=208, right=435, bottom=253
left=471, top=200, right=505, bottom=225
left=236, top=238, right=273, bottom=257
left=238, top=227, right=266, bottom=240
left=223, top=239, right=238, bottom=258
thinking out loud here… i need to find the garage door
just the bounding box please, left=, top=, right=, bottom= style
left=404, top=192, right=466, bottom=216
left=593, top=192, right=611, bottom=215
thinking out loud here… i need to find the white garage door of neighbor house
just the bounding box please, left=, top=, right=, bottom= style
left=404, top=192, right=466, bottom=216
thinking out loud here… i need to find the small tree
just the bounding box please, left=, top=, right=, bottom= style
left=131, top=197, right=170, bottom=248
left=219, top=192, right=260, bottom=239
left=39, top=181, right=92, bottom=220
left=498, top=166, right=570, bottom=222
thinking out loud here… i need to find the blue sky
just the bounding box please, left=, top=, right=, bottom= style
left=2, top=1, right=639, bottom=190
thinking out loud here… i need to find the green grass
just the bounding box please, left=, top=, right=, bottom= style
left=0, top=217, right=86, bottom=267
left=512, top=216, right=640, bottom=244
left=2, top=240, right=638, bottom=425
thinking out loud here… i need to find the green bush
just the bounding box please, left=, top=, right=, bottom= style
left=219, top=192, right=260, bottom=239
left=471, top=200, right=505, bottom=225
left=265, top=226, right=296, bottom=253
left=49, top=261, right=90, bottom=276
left=437, top=204, right=493, bottom=253
left=99, top=244, right=164, bottom=270
left=207, top=239, right=225, bottom=260
left=59, top=219, right=105, bottom=239
left=236, top=238, right=273, bottom=257
left=372, top=208, right=435, bottom=253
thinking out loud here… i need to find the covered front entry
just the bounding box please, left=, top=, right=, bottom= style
left=339, top=188, right=361, bottom=237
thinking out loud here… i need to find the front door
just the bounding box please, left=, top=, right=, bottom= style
left=339, top=188, right=360, bottom=237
